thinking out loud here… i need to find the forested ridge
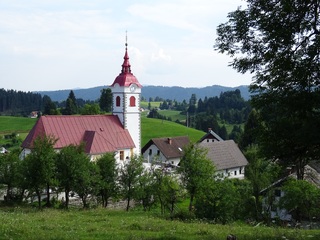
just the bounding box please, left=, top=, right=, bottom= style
left=0, top=89, right=42, bottom=116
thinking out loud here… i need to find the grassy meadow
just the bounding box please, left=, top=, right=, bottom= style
left=1, top=207, right=319, bottom=240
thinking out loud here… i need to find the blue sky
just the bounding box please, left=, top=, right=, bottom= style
left=0, top=0, right=251, bottom=92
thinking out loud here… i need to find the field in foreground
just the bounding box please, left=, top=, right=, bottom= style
left=0, top=208, right=319, bottom=240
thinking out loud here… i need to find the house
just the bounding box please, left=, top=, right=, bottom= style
left=260, top=162, right=320, bottom=221
left=198, top=129, right=248, bottom=179
left=198, top=140, right=248, bottom=179
left=29, top=111, right=38, bottom=118
left=141, top=129, right=248, bottom=179
left=21, top=40, right=142, bottom=162
left=199, top=128, right=224, bottom=142
left=141, top=136, right=190, bottom=166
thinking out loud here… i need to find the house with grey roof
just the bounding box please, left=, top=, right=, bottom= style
left=198, top=140, right=248, bottom=179
left=141, top=136, right=190, bottom=166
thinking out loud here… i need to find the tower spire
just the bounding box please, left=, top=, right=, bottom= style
left=122, top=31, right=131, bottom=74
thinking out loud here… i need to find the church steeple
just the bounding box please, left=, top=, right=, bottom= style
left=111, top=34, right=142, bottom=88
left=121, top=33, right=131, bottom=74
left=110, top=35, right=142, bottom=156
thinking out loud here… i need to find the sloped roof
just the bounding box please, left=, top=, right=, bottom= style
left=142, top=136, right=190, bottom=160
left=198, top=129, right=224, bottom=142
left=199, top=140, right=248, bottom=170
left=22, top=115, right=135, bottom=155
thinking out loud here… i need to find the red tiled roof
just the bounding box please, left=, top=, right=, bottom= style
left=22, top=115, right=135, bottom=154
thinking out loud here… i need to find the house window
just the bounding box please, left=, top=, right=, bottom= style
left=116, top=96, right=121, bottom=107
left=120, top=151, right=124, bottom=160
left=149, top=149, right=152, bottom=155
left=207, top=139, right=209, bottom=142
left=130, top=96, right=136, bottom=106
left=234, top=170, right=237, bottom=176
left=240, top=167, right=242, bottom=174
left=275, top=189, right=281, bottom=197
left=157, top=150, right=160, bottom=155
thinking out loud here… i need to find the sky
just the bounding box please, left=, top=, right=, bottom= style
left=0, top=0, right=252, bottom=92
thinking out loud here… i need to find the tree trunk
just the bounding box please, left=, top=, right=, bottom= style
left=189, top=194, right=194, bottom=212
left=36, top=189, right=41, bottom=209
left=65, top=190, right=70, bottom=209
left=46, top=183, right=51, bottom=207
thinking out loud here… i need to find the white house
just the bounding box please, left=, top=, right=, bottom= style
left=141, top=136, right=190, bottom=167
left=198, top=129, right=248, bottom=179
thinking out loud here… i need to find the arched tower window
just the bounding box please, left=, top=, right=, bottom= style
left=116, top=96, right=121, bottom=107
left=130, top=96, right=136, bottom=107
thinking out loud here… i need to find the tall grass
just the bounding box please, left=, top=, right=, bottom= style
left=0, top=208, right=319, bottom=240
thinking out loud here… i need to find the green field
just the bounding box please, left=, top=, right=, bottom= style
left=141, top=117, right=204, bottom=146
left=140, top=101, right=161, bottom=109
left=0, top=207, right=318, bottom=240
left=0, top=116, right=37, bottom=133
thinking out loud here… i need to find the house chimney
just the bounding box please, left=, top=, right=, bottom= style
left=208, top=128, right=212, bottom=133
left=168, top=138, right=172, bottom=145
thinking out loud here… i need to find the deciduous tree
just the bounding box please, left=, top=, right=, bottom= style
left=96, top=153, right=119, bottom=207
left=179, top=143, right=215, bottom=211
left=215, top=0, right=320, bottom=179
left=119, top=156, right=144, bottom=211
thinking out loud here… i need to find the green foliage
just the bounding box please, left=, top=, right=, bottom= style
left=96, top=153, right=119, bottom=207
left=215, top=0, right=320, bottom=179
left=179, top=144, right=215, bottom=211
left=244, top=145, right=281, bottom=220
left=118, top=156, right=144, bottom=211
left=42, top=95, right=58, bottom=115
left=280, top=179, right=320, bottom=221
left=195, top=179, right=252, bottom=224
left=55, top=144, right=91, bottom=209
left=0, top=88, right=43, bottom=116
left=23, top=135, right=57, bottom=208
left=81, top=103, right=100, bottom=115
left=99, top=88, right=112, bottom=112
left=62, top=90, right=78, bottom=115
left=0, top=149, right=24, bottom=202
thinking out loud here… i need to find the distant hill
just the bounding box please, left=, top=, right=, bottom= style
left=37, top=85, right=251, bottom=102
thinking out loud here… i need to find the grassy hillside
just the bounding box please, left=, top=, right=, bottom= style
left=141, top=117, right=204, bottom=146
left=0, top=116, right=205, bottom=148
left=0, top=116, right=37, bottom=133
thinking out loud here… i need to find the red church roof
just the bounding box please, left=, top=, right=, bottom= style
left=111, top=43, right=142, bottom=88
left=22, top=115, right=135, bottom=155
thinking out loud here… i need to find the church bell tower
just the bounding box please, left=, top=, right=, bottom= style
left=110, top=39, right=142, bottom=156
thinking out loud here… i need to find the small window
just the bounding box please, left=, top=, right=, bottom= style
left=120, top=151, right=124, bottom=160
left=157, top=150, right=160, bottom=155
left=234, top=170, right=237, bottom=176
left=149, top=149, right=152, bottom=155
left=130, top=96, right=136, bottom=106
left=116, top=96, right=121, bottom=107
left=207, top=139, right=209, bottom=142
left=275, top=189, right=281, bottom=197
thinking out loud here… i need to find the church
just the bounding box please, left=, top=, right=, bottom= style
left=21, top=41, right=142, bottom=162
